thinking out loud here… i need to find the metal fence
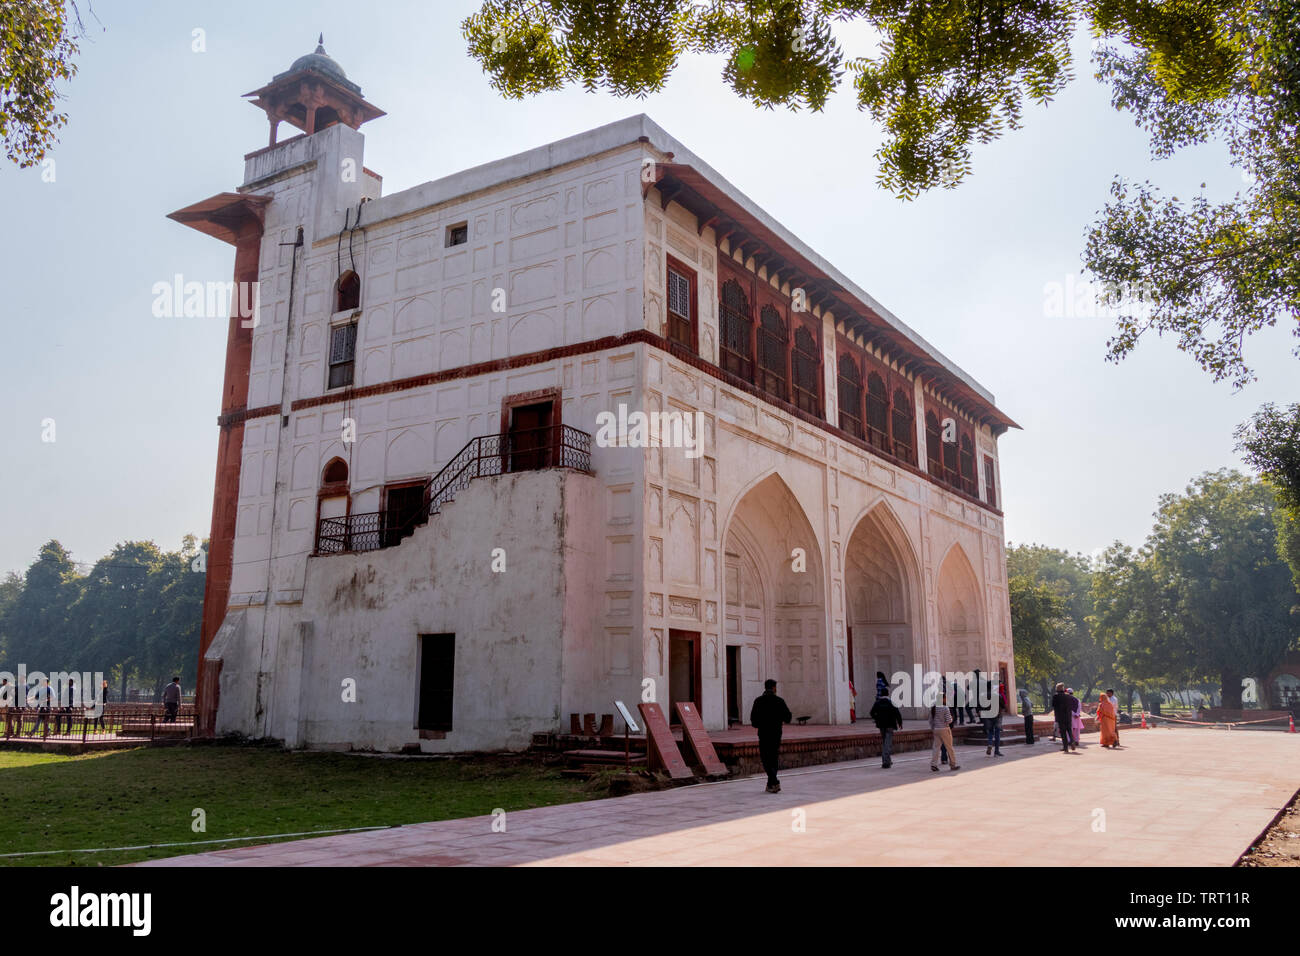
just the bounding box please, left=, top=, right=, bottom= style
left=1, top=704, right=197, bottom=743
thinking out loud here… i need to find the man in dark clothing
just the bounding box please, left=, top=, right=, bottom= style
left=1019, top=688, right=1036, bottom=745
left=1051, top=682, right=1076, bottom=753
left=868, top=693, right=904, bottom=768
left=162, top=677, right=182, bottom=723
left=750, top=679, right=792, bottom=793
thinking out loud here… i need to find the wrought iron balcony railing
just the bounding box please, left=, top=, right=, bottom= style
left=316, top=424, right=592, bottom=555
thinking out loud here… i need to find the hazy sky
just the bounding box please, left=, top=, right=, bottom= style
left=1, top=0, right=1295, bottom=577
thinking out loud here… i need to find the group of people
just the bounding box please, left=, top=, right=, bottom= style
left=0, top=676, right=184, bottom=735
left=1050, top=683, right=1122, bottom=752
left=748, top=671, right=1015, bottom=790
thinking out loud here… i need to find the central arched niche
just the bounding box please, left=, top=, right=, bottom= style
left=722, top=473, right=827, bottom=723
left=844, top=502, right=922, bottom=716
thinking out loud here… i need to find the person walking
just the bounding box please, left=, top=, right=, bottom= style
left=32, top=679, right=53, bottom=737
left=750, top=678, right=792, bottom=793
left=930, top=695, right=960, bottom=772
left=94, top=679, right=110, bottom=730
left=1019, top=687, right=1036, bottom=745
left=982, top=678, right=1009, bottom=756
left=1069, top=688, right=1085, bottom=748
left=1106, top=689, right=1120, bottom=746
left=162, top=677, right=182, bottom=723
left=869, top=691, right=904, bottom=769
left=1097, top=691, right=1119, bottom=748
left=1052, top=682, right=1076, bottom=753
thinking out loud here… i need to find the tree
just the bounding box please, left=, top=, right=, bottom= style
left=1009, top=572, right=1066, bottom=700
left=1236, top=402, right=1300, bottom=593
left=1089, top=541, right=1199, bottom=706
left=1083, top=0, right=1300, bottom=387
left=0, top=0, right=87, bottom=167
left=1146, top=470, right=1299, bottom=707
left=0, top=540, right=83, bottom=676
left=1007, top=543, right=1107, bottom=701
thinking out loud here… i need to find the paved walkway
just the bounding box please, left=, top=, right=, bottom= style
left=138, top=728, right=1299, bottom=866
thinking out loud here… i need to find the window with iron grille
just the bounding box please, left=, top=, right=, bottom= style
left=792, top=325, right=821, bottom=417
left=328, top=322, right=357, bottom=389
left=891, top=388, right=915, bottom=464
left=942, top=422, right=960, bottom=485
left=837, top=354, right=864, bottom=439
left=925, top=411, right=943, bottom=477
left=757, top=304, right=788, bottom=401
left=719, top=279, right=754, bottom=381
left=983, top=455, right=997, bottom=508
left=866, top=372, right=889, bottom=452
left=960, top=435, right=977, bottom=496
left=667, top=265, right=694, bottom=351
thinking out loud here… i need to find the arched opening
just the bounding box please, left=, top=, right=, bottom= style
left=336, top=270, right=361, bottom=313
left=316, top=458, right=351, bottom=554
left=866, top=372, right=888, bottom=451
left=925, top=411, right=943, bottom=476
left=959, top=434, right=976, bottom=496
left=322, top=458, right=349, bottom=485
left=892, top=388, right=915, bottom=464
left=723, top=474, right=827, bottom=723
left=719, top=279, right=754, bottom=381
left=845, top=504, right=922, bottom=716
left=837, top=354, right=863, bottom=439
left=791, top=325, right=821, bottom=417
left=936, top=544, right=985, bottom=681
left=757, top=304, right=788, bottom=400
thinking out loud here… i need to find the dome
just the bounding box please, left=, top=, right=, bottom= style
left=277, top=35, right=360, bottom=91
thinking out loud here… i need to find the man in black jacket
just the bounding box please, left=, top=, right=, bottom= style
left=868, top=693, right=904, bottom=768
left=750, top=679, right=792, bottom=793
left=1051, top=682, right=1076, bottom=753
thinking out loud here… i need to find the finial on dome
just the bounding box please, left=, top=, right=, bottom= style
left=315, top=33, right=326, bottom=54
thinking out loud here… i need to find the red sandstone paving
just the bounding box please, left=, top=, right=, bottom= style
left=135, top=728, right=1299, bottom=867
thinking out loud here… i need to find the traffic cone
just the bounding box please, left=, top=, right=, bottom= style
left=1289, top=713, right=1295, bottom=733
left=1140, top=711, right=1148, bottom=729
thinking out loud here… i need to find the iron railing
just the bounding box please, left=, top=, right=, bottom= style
left=1, top=704, right=196, bottom=743
left=316, top=424, right=593, bottom=555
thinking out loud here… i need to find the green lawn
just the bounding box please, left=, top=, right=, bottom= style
left=0, top=744, right=593, bottom=866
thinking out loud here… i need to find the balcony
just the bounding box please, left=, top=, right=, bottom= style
left=315, top=424, right=593, bottom=555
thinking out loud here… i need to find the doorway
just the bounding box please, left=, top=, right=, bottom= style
left=383, top=483, right=426, bottom=548
left=726, top=645, right=741, bottom=726
left=668, top=629, right=701, bottom=725
left=507, top=401, right=553, bottom=472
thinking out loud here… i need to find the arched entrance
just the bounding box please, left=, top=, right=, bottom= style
left=936, top=544, right=986, bottom=685
left=845, top=503, right=922, bottom=716
left=722, top=474, right=827, bottom=723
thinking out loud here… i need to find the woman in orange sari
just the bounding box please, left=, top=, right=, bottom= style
left=1097, top=691, right=1119, bottom=748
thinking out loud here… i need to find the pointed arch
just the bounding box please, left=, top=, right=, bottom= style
left=935, top=541, right=986, bottom=676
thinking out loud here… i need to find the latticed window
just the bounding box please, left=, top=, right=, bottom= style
left=983, top=455, right=997, bottom=508
left=792, top=325, right=820, bottom=417
left=328, top=322, right=357, bottom=389
left=891, top=388, right=915, bottom=464
left=719, top=279, right=754, bottom=381
left=757, top=304, right=788, bottom=401
left=925, top=411, right=943, bottom=476
left=866, top=372, right=889, bottom=452
left=667, top=266, right=694, bottom=351
left=959, top=435, right=977, bottom=496
left=942, top=420, right=960, bottom=485
left=837, top=354, right=863, bottom=439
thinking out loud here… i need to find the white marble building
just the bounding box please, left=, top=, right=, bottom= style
left=175, top=43, right=1019, bottom=752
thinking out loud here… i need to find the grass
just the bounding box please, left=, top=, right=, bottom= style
left=0, top=743, right=594, bottom=866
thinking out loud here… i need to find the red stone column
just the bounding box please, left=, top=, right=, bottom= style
left=197, top=229, right=262, bottom=736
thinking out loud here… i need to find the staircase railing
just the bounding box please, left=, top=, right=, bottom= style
left=316, top=424, right=592, bottom=555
